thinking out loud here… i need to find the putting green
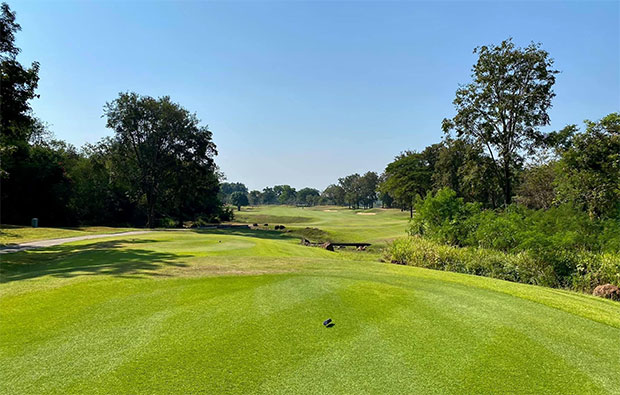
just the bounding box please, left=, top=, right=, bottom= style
left=1, top=211, right=619, bottom=394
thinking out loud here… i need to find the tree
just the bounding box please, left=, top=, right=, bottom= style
left=359, top=171, right=379, bottom=208
left=230, top=191, right=249, bottom=211
left=321, top=184, right=346, bottom=206
left=553, top=113, right=620, bottom=218
left=0, top=2, right=45, bottom=224
left=297, top=187, right=320, bottom=206
left=103, top=92, right=219, bottom=227
left=442, top=38, right=558, bottom=205
left=515, top=160, right=557, bottom=210
left=0, top=2, right=40, bottom=158
left=67, top=140, right=139, bottom=225
left=248, top=190, right=262, bottom=206
left=274, top=185, right=296, bottom=205
left=380, top=151, right=435, bottom=217
left=261, top=187, right=278, bottom=204
left=432, top=138, right=501, bottom=207
left=219, top=182, right=248, bottom=204
left=339, top=173, right=362, bottom=208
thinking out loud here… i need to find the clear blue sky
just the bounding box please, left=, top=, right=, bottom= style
left=12, top=0, right=620, bottom=191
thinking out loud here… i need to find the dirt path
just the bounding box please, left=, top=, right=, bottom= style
left=0, top=231, right=153, bottom=254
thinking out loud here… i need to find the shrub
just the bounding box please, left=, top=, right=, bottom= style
left=385, top=237, right=416, bottom=264
left=571, top=252, right=620, bottom=291
left=384, top=236, right=618, bottom=292
left=409, top=188, right=481, bottom=245
left=218, top=207, right=235, bottom=222
left=157, top=217, right=178, bottom=228
left=402, top=188, right=620, bottom=293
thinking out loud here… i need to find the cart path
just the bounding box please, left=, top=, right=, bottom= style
left=0, top=231, right=154, bottom=254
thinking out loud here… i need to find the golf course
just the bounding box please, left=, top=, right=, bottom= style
left=2, top=206, right=619, bottom=394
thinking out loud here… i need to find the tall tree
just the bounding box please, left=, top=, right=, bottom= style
left=339, top=173, right=362, bottom=208
left=321, top=184, right=346, bottom=206
left=296, top=187, right=320, bottom=206
left=104, top=92, right=218, bottom=227
left=377, top=173, right=394, bottom=208
left=219, top=182, right=248, bottom=204
left=380, top=151, right=435, bottom=217
left=442, top=38, right=558, bottom=205
left=0, top=2, right=46, bottom=224
left=0, top=2, right=40, bottom=156
left=230, top=191, right=249, bottom=211
left=359, top=171, right=379, bottom=208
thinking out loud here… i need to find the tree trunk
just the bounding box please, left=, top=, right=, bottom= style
left=237, top=205, right=241, bottom=211
left=410, top=205, right=413, bottom=218
left=503, top=159, right=512, bottom=205
left=147, top=201, right=155, bottom=228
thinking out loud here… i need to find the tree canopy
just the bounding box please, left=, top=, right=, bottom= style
left=103, top=92, right=219, bottom=227
left=442, top=38, right=558, bottom=205
left=230, top=191, right=249, bottom=211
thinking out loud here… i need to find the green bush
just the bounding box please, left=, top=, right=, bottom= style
left=571, top=252, right=620, bottom=292
left=157, top=217, right=178, bottom=228
left=409, top=188, right=481, bottom=245
left=218, top=207, right=235, bottom=222
left=386, top=237, right=417, bottom=265
left=385, top=236, right=619, bottom=291
left=407, top=189, right=620, bottom=288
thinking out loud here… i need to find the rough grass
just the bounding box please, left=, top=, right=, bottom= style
left=1, top=211, right=620, bottom=394
left=0, top=225, right=135, bottom=245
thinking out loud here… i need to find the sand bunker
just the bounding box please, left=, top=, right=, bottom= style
left=357, top=212, right=376, bottom=216
left=323, top=209, right=338, bottom=212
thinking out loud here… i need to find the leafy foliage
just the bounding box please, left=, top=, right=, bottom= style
left=337, top=171, right=379, bottom=209
left=103, top=92, right=220, bottom=227
left=407, top=188, right=620, bottom=288
left=442, top=38, right=558, bottom=205
left=553, top=113, right=620, bottom=218
left=379, top=149, right=436, bottom=216
left=230, top=191, right=249, bottom=211
left=385, top=236, right=619, bottom=291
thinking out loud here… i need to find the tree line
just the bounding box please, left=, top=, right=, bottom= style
left=378, top=39, right=618, bottom=220
left=219, top=171, right=381, bottom=210
left=224, top=38, right=618, bottom=227
left=1, top=4, right=230, bottom=228
left=380, top=39, right=618, bottom=294
left=2, top=2, right=616, bottom=231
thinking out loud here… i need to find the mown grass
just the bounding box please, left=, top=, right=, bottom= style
left=0, top=225, right=136, bottom=245
left=1, top=210, right=620, bottom=394
left=235, top=205, right=410, bottom=245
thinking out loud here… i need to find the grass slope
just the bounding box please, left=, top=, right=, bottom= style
left=1, top=209, right=620, bottom=394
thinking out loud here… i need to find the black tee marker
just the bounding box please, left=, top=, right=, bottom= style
left=323, top=318, right=332, bottom=326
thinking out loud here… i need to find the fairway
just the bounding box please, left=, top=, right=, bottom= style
left=235, top=205, right=410, bottom=245
left=1, top=208, right=620, bottom=394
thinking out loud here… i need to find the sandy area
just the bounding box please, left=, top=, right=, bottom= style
left=357, top=212, right=376, bottom=216
left=323, top=209, right=338, bottom=212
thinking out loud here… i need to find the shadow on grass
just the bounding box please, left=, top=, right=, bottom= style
left=190, top=227, right=300, bottom=241
left=193, top=226, right=336, bottom=244
left=0, top=239, right=187, bottom=283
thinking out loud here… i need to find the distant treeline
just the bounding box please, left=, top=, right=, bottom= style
left=220, top=171, right=380, bottom=210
